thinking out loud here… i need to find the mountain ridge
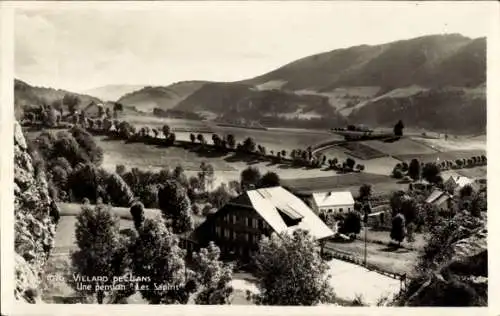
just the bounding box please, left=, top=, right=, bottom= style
left=80, top=84, right=147, bottom=102
left=16, top=33, right=486, bottom=134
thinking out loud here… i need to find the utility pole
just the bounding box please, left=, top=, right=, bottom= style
left=363, top=201, right=372, bottom=266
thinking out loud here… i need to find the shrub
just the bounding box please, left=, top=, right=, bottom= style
left=408, top=159, right=421, bottom=181
left=192, top=204, right=201, bottom=216
left=401, top=162, right=409, bottom=172
left=392, top=168, right=403, bottom=179
left=202, top=204, right=214, bottom=216
left=67, top=163, right=108, bottom=203
left=240, top=167, right=261, bottom=191
left=358, top=184, right=372, bottom=201
left=390, top=213, right=406, bottom=246
left=338, top=212, right=362, bottom=236
left=422, top=163, right=441, bottom=184
left=130, top=201, right=145, bottom=231
left=258, top=172, right=280, bottom=188
left=208, top=184, right=233, bottom=210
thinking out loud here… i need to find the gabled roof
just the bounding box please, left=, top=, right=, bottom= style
left=246, top=187, right=334, bottom=240
left=433, top=194, right=451, bottom=206
left=445, top=175, right=474, bottom=188
left=426, top=189, right=451, bottom=205
left=312, top=191, right=355, bottom=208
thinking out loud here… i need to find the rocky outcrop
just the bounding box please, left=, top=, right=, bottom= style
left=14, top=121, right=57, bottom=302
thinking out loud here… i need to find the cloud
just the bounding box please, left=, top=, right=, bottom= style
left=14, top=3, right=491, bottom=91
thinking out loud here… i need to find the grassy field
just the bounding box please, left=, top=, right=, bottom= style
left=394, top=149, right=486, bottom=163
left=362, top=138, right=439, bottom=156
left=54, top=203, right=163, bottom=253
left=337, top=142, right=387, bottom=160
left=455, top=166, right=487, bottom=178
left=360, top=228, right=428, bottom=251
left=95, top=135, right=238, bottom=172
left=122, top=114, right=337, bottom=153
left=282, top=173, right=405, bottom=197
left=326, top=240, right=419, bottom=277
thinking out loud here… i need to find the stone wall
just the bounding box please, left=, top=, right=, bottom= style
left=14, top=121, right=57, bottom=302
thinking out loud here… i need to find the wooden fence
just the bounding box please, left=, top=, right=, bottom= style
left=324, top=245, right=408, bottom=282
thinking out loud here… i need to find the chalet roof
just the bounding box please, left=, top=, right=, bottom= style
left=434, top=194, right=451, bottom=206
left=246, top=187, right=334, bottom=240
left=425, top=189, right=451, bottom=205
left=446, top=175, right=474, bottom=188
left=312, top=191, right=355, bottom=208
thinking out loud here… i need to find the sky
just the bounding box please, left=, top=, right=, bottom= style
left=14, top=1, right=494, bottom=92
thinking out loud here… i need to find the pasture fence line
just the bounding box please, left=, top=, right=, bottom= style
left=324, top=245, right=407, bottom=282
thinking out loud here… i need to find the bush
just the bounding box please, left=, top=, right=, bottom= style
left=392, top=168, right=403, bottom=179
left=70, top=126, right=104, bottom=166
left=390, top=213, right=406, bottom=246
left=208, top=184, right=233, bottom=209
left=422, top=163, right=441, bottom=184
left=130, top=201, right=145, bottom=230
left=321, top=252, right=334, bottom=261
left=338, top=212, right=362, bottom=235
left=258, top=172, right=280, bottom=188
left=192, top=204, right=201, bottom=216
left=240, top=167, right=261, bottom=191
left=67, top=163, right=109, bottom=203
left=202, top=204, right=214, bottom=216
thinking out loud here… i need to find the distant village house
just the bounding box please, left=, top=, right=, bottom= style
left=425, top=189, right=453, bottom=211
left=444, top=175, right=477, bottom=194
left=311, top=191, right=355, bottom=215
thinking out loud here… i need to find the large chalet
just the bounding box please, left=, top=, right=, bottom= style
left=191, top=186, right=335, bottom=260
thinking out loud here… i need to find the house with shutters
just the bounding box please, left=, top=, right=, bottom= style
left=311, top=191, right=355, bottom=215
left=191, top=186, right=334, bottom=260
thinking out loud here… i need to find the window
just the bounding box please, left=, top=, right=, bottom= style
left=252, top=218, right=258, bottom=229
left=245, top=217, right=249, bottom=226
left=231, top=231, right=236, bottom=240
left=215, top=226, right=221, bottom=236
left=224, top=228, right=230, bottom=239
left=347, top=207, right=351, bottom=212
left=232, top=215, right=237, bottom=224
left=328, top=209, right=332, bottom=213
left=244, top=233, right=249, bottom=242
left=339, top=208, right=343, bottom=212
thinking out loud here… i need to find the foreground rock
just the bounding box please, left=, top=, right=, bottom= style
left=14, top=121, right=58, bottom=303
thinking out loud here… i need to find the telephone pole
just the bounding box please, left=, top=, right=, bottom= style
left=363, top=201, right=372, bottom=266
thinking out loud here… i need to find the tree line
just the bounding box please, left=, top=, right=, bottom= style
left=392, top=156, right=486, bottom=181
